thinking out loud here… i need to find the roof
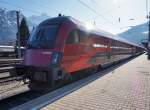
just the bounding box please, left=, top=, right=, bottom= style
left=38, top=16, right=70, bottom=26
left=39, top=16, right=144, bottom=48
left=69, top=17, right=144, bottom=48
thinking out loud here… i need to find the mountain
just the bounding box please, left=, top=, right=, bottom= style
left=118, top=22, right=148, bottom=45
left=0, top=8, right=51, bottom=46
left=0, top=9, right=24, bottom=45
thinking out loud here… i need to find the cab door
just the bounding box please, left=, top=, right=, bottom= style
left=61, top=29, right=83, bottom=73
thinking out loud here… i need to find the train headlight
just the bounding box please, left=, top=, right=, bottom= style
left=51, top=52, right=62, bottom=65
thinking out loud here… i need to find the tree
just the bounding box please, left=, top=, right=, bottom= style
left=19, top=17, right=30, bottom=47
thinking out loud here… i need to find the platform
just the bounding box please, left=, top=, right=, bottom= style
left=12, top=54, right=150, bottom=110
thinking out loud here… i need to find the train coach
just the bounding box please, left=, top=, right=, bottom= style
left=12, top=16, right=144, bottom=88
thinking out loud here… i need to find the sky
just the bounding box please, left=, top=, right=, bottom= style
left=0, top=0, right=149, bottom=34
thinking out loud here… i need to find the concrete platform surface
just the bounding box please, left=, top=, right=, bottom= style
left=42, top=54, right=150, bottom=110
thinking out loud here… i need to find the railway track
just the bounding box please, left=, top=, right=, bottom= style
left=0, top=74, right=28, bottom=107
left=0, top=58, right=22, bottom=77
left=0, top=58, right=22, bottom=68
left=0, top=76, right=23, bottom=85
left=0, top=57, right=25, bottom=104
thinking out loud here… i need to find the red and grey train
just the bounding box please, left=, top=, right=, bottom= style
left=13, top=16, right=144, bottom=87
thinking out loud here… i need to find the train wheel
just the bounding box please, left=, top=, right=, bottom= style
left=63, top=73, right=72, bottom=84
left=56, top=71, right=72, bottom=86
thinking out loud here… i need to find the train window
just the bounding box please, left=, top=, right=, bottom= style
left=28, top=25, right=59, bottom=49
left=66, top=30, right=80, bottom=44
left=78, top=30, right=89, bottom=42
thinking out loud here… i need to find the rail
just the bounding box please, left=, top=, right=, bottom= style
left=0, top=58, right=22, bottom=73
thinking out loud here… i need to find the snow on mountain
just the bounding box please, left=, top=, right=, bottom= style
left=0, top=8, right=50, bottom=45
left=0, top=9, right=24, bottom=45
left=118, top=22, right=148, bottom=45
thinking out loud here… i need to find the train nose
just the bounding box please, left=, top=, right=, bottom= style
left=23, top=49, right=52, bottom=67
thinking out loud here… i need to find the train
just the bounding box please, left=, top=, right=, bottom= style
left=12, top=16, right=145, bottom=89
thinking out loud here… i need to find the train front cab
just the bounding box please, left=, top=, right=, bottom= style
left=13, top=17, right=76, bottom=87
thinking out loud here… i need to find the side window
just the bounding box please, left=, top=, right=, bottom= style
left=78, top=30, right=89, bottom=42
left=66, top=30, right=80, bottom=44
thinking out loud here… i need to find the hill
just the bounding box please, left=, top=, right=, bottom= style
left=0, top=8, right=50, bottom=45
left=119, top=22, right=148, bottom=45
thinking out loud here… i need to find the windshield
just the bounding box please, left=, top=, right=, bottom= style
left=28, top=25, right=59, bottom=49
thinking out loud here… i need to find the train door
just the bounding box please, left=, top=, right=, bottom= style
left=107, top=39, right=111, bottom=62
left=111, top=40, right=119, bottom=62
left=132, top=46, right=136, bottom=55
left=62, top=29, right=84, bottom=73
left=90, top=35, right=108, bottom=65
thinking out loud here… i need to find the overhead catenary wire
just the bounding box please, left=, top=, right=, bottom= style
left=85, top=6, right=120, bottom=22
left=0, top=0, right=138, bottom=32
left=0, top=0, right=118, bottom=26
left=77, top=0, right=121, bottom=30
left=77, top=0, right=116, bottom=25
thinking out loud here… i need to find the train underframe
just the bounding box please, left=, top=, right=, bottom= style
left=11, top=65, right=72, bottom=89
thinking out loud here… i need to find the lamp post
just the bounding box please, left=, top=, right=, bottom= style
left=16, top=11, right=21, bottom=58
left=147, top=12, right=150, bottom=59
